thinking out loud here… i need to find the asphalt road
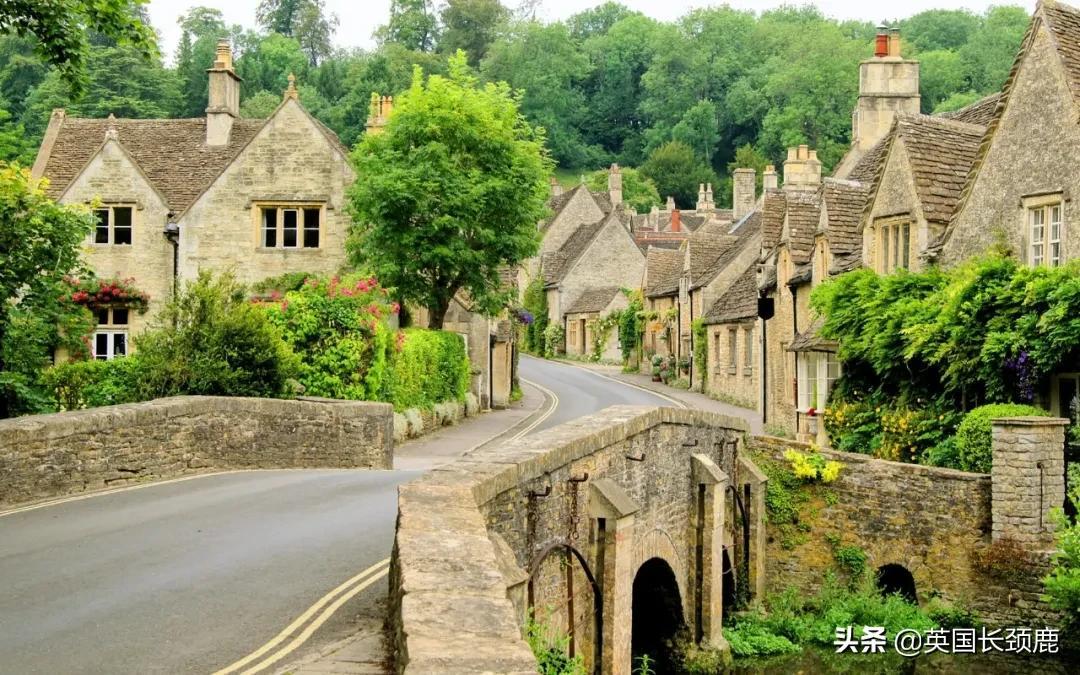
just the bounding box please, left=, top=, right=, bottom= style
left=0, top=356, right=672, bottom=674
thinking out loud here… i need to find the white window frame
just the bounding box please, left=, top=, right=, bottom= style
left=258, top=204, right=324, bottom=250
left=1024, top=194, right=1064, bottom=268
left=876, top=218, right=911, bottom=273
left=91, top=205, right=134, bottom=246
left=92, top=308, right=129, bottom=361
left=797, top=351, right=840, bottom=412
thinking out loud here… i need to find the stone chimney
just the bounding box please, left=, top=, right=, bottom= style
left=696, top=183, right=716, bottom=211
left=783, top=146, right=821, bottom=192
left=697, top=183, right=706, bottom=210
left=366, top=94, right=394, bottom=135
left=732, top=168, right=755, bottom=220
left=206, top=39, right=241, bottom=146
left=665, top=196, right=675, bottom=212
left=852, top=26, right=919, bottom=154
left=762, top=165, right=778, bottom=190
left=549, top=176, right=563, bottom=198
left=608, top=163, right=622, bottom=206
left=283, top=73, right=299, bottom=101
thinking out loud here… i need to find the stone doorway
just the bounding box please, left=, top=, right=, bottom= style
left=631, top=557, right=684, bottom=674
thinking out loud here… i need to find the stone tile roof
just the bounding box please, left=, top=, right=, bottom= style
left=1042, top=0, right=1080, bottom=107
left=845, top=136, right=888, bottom=184
left=541, top=216, right=607, bottom=287
left=788, top=316, right=836, bottom=352
left=541, top=184, right=615, bottom=228
left=893, top=114, right=985, bottom=225
left=784, top=191, right=821, bottom=264
left=937, top=92, right=1002, bottom=126
left=786, top=262, right=813, bottom=287
left=565, top=286, right=621, bottom=315
left=645, top=246, right=683, bottom=298
left=762, top=189, right=786, bottom=252
left=759, top=264, right=777, bottom=292
left=703, top=262, right=758, bottom=325
left=690, top=211, right=762, bottom=290
left=39, top=116, right=267, bottom=214
left=829, top=251, right=862, bottom=276
left=821, top=178, right=870, bottom=256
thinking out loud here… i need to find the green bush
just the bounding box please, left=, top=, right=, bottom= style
left=390, top=328, right=469, bottom=410
left=43, top=358, right=144, bottom=410
left=955, top=403, right=1050, bottom=473
left=1044, top=511, right=1080, bottom=630
left=543, top=323, right=564, bottom=358
left=723, top=622, right=800, bottom=658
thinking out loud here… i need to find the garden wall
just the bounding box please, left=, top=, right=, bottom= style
left=0, top=395, right=392, bottom=508
left=751, top=433, right=1060, bottom=626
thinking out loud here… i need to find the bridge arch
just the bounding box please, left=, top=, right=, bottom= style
left=876, top=563, right=918, bottom=603
left=526, top=539, right=602, bottom=667
left=631, top=527, right=688, bottom=614
left=632, top=557, right=685, bottom=674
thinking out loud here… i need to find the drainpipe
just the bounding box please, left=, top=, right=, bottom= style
left=791, top=285, right=799, bottom=429
left=163, top=219, right=179, bottom=299
left=688, top=289, right=695, bottom=386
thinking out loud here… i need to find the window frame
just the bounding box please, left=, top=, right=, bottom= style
left=1024, top=194, right=1064, bottom=268
left=875, top=217, right=912, bottom=273
left=256, top=203, right=324, bottom=250
left=92, top=308, right=129, bottom=361
left=797, top=351, right=841, bottom=412
left=90, top=204, right=135, bottom=246
left=743, top=326, right=753, bottom=375
left=727, top=328, right=738, bottom=373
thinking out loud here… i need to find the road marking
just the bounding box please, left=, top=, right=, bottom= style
left=507, top=377, right=559, bottom=440
left=212, top=558, right=391, bottom=675
left=532, top=356, right=689, bottom=409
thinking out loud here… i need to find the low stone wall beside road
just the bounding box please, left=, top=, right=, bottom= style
left=0, top=396, right=393, bottom=508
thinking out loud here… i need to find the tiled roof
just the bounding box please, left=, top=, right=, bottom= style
left=645, top=247, right=683, bottom=298
left=829, top=251, right=862, bottom=276
left=759, top=264, right=777, bottom=292
left=39, top=116, right=267, bottom=214
left=565, top=286, right=621, bottom=315
left=821, top=178, right=870, bottom=256
left=1042, top=1, right=1080, bottom=108
left=788, top=316, right=836, bottom=352
left=786, top=262, right=813, bottom=287
left=541, top=217, right=607, bottom=287
left=703, top=262, right=758, bottom=325
left=845, top=136, right=888, bottom=184
left=762, top=189, right=786, bottom=252
left=894, top=114, right=985, bottom=225
left=937, top=92, right=1002, bottom=126
left=690, top=211, right=762, bottom=290
left=784, top=191, right=821, bottom=264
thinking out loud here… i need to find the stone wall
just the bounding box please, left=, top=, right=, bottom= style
left=752, top=431, right=1061, bottom=627
left=0, top=396, right=392, bottom=508
left=391, top=406, right=754, bottom=674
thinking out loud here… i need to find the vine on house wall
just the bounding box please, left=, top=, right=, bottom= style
left=588, top=311, right=621, bottom=362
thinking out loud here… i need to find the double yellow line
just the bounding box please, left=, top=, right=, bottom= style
left=212, top=557, right=391, bottom=675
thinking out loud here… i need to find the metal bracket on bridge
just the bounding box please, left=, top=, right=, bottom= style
left=568, top=472, right=589, bottom=483
left=625, top=451, right=645, bottom=462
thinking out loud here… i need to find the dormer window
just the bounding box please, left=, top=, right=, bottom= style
left=92, top=206, right=133, bottom=245
left=1027, top=199, right=1063, bottom=268
left=875, top=217, right=911, bottom=273
left=259, top=204, right=322, bottom=249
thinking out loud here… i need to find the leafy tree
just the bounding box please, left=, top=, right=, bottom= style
left=0, top=35, right=46, bottom=119
left=293, top=0, right=338, bottom=65
left=235, top=33, right=309, bottom=100
left=348, top=53, right=552, bottom=328
left=0, top=108, right=32, bottom=163
left=672, top=99, right=720, bottom=164
left=933, top=90, right=982, bottom=115
left=0, top=0, right=156, bottom=95
left=256, top=0, right=305, bottom=35
left=439, top=0, right=509, bottom=66
left=376, top=0, right=438, bottom=52
left=901, top=9, right=981, bottom=52
left=0, top=166, right=94, bottom=417
left=567, top=2, right=636, bottom=40
left=583, top=167, right=660, bottom=214
left=959, top=6, right=1029, bottom=94
left=918, top=49, right=968, bottom=113
left=639, top=141, right=716, bottom=209
left=175, top=7, right=234, bottom=118
left=240, top=90, right=282, bottom=118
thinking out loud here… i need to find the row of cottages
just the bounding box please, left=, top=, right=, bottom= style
left=710, top=1, right=1080, bottom=444
left=31, top=41, right=513, bottom=408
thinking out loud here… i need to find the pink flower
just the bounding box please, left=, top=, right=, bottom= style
left=281, top=300, right=289, bottom=312
left=270, top=290, right=282, bottom=300
left=391, top=302, right=400, bottom=314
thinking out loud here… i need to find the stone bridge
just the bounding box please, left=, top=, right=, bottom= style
left=391, top=406, right=764, bottom=674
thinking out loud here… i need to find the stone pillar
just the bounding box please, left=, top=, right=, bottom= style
left=732, top=168, right=755, bottom=221
left=762, top=165, right=778, bottom=190
left=691, top=454, right=730, bottom=651
left=738, top=454, right=769, bottom=603
left=782, top=145, right=821, bottom=192
left=991, top=416, right=1069, bottom=549
left=589, top=479, right=640, bottom=675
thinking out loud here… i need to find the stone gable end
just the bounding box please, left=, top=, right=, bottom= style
left=863, top=140, right=925, bottom=270
left=178, top=100, right=354, bottom=285
left=543, top=188, right=604, bottom=254
left=559, top=217, right=643, bottom=315
left=945, top=26, right=1080, bottom=265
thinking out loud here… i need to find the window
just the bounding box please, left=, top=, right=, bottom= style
left=1028, top=202, right=1063, bottom=267
left=797, top=351, right=841, bottom=412
left=877, top=220, right=911, bottom=273
left=93, top=308, right=129, bottom=361
left=92, top=206, right=133, bottom=245
left=727, top=329, right=738, bottom=371
left=259, top=205, right=322, bottom=249
left=743, top=327, right=753, bottom=374
left=711, top=330, right=721, bottom=372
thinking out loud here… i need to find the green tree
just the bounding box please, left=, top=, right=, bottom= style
left=959, top=6, right=1029, bottom=94
left=672, top=99, right=719, bottom=164
left=933, top=91, right=982, bottom=114
left=256, top=0, right=304, bottom=35
left=918, top=49, right=968, bottom=113
left=639, top=141, right=716, bottom=209
left=0, top=166, right=94, bottom=417
left=583, top=167, right=660, bottom=214
left=439, top=0, right=509, bottom=66
left=240, top=90, right=282, bottom=118
left=348, top=54, right=552, bottom=328
left=376, top=0, right=438, bottom=52
left=293, top=0, right=338, bottom=65
left=175, top=7, right=233, bottom=118
left=0, top=108, right=32, bottom=163
left=901, top=9, right=981, bottom=52
left=235, top=33, right=310, bottom=100
left=0, top=0, right=156, bottom=95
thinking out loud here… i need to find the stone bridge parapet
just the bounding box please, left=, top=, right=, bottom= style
left=391, top=406, right=759, bottom=674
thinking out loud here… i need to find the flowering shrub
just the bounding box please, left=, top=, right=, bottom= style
left=543, top=323, right=564, bottom=358
left=877, top=404, right=962, bottom=463
left=66, top=276, right=149, bottom=312
left=784, top=448, right=842, bottom=483
left=264, top=274, right=397, bottom=401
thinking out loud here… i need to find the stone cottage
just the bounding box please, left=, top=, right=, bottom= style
left=562, top=287, right=628, bottom=361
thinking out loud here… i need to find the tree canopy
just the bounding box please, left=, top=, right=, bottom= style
left=347, top=53, right=552, bottom=328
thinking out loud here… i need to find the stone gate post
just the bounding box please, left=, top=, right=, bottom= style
left=691, top=454, right=730, bottom=650
left=589, top=478, right=639, bottom=675
left=991, top=416, right=1069, bottom=549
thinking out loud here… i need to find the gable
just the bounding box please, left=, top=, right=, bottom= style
left=58, top=139, right=168, bottom=212
left=864, top=139, right=921, bottom=226
left=541, top=186, right=605, bottom=254
left=560, top=216, right=643, bottom=313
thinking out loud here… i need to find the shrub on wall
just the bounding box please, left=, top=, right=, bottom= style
left=44, top=358, right=144, bottom=410
left=390, top=328, right=469, bottom=410
left=543, top=323, right=564, bottom=358
left=954, top=403, right=1051, bottom=473
left=618, top=289, right=645, bottom=369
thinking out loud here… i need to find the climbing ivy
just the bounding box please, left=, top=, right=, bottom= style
left=618, top=288, right=645, bottom=368
left=691, top=318, right=707, bottom=391
left=523, top=276, right=549, bottom=355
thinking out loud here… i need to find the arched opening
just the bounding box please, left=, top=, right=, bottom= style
left=527, top=541, right=602, bottom=669
left=876, top=564, right=918, bottom=604
left=631, top=557, right=685, bottom=675
left=721, top=548, right=736, bottom=618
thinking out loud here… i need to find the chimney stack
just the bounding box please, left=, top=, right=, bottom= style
left=206, top=39, right=241, bottom=146
left=696, top=183, right=715, bottom=211
left=665, top=196, right=675, bottom=212
left=851, top=26, right=919, bottom=154
left=874, top=25, right=888, bottom=57
left=732, top=168, right=755, bottom=220
left=783, top=145, right=821, bottom=192
left=763, top=165, right=778, bottom=190
left=549, top=176, right=563, bottom=198
left=283, top=73, right=299, bottom=101
left=697, top=183, right=706, bottom=210
left=670, top=209, right=681, bottom=232
left=608, top=163, right=622, bottom=206
left=366, top=94, right=394, bottom=135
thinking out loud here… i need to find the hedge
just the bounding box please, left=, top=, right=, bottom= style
left=389, top=328, right=470, bottom=411
left=955, top=403, right=1051, bottom=473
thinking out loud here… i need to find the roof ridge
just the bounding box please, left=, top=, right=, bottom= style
left=895, top=112, right=986, bottom=134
